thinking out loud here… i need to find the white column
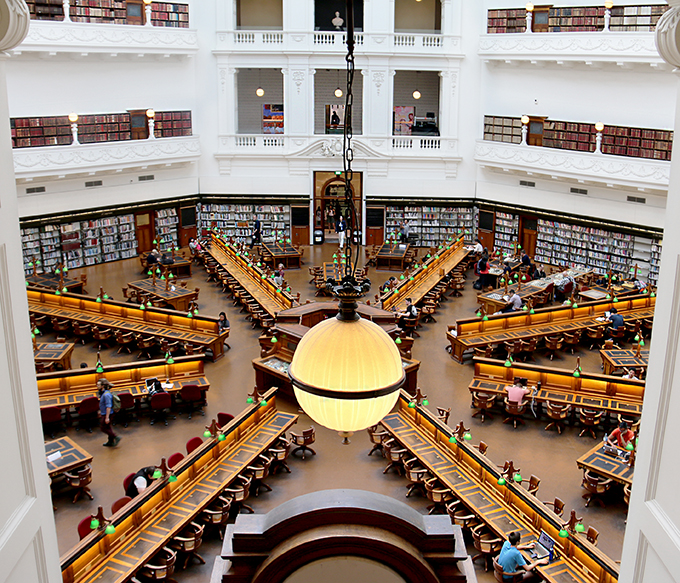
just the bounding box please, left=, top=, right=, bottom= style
left=620, top=5, right=680, bottom=582
left=217, top=63, right=237, bottom=136
left=438, top=66, right=459, bottom=140
left=282, top=62, right=314, bottom=137
left=0, top=2, right=62, bottom=582
left=362, top=64, right=391, bottom=138
left=365, top=0, right=393, bottom=51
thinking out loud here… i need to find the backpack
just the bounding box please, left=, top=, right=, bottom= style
left=111, top=393, right=121, bottom=413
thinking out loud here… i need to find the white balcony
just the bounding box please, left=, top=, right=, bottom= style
left=474, top=139, right=669, bottom=192
left=479, top=32, right=667, bottom=69
left=13, top=136, right=201, bottom=181
left=11, top=20, right=199, bottom=59
left=215, top=30, right=461, bottom=56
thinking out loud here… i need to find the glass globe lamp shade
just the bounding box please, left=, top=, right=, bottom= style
left=289, top=315, right=404, bottom=432
left=334, top=87, right=343, bottom=98
left=595, top=121, right=604, bottom=132
left=256, top=87, right=265, bottom=97
left=412, top=89, right=422, bottom=100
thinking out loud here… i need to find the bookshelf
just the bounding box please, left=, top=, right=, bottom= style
left=60, top=222, right=84, bottom=269
left=39, top=225, right=62, bottom=273
left=649, top=239, right=662, bottom=285
left=196, top=203, right=291, bottom=244
left=487, top=9, right=527, bottom=33
left=151, top=2, right=190, bottom=27
left=11, top=116, right=71, bottom=148
left=70, top=0, right=127, bottom=24
left=494, top=212, right=519, bottom=255
left=26, top=0, right=64, bottom=20
left=77, top=113, right=131, bottom=144
left=542, top=120, right=596, bottom=153
left=25, top=0, right=189, bottom=25
left=609, top=5, right=668, bottom=32
left=21, top=227, right=42, bottom=275
left=155, top=208, right=179, bottom=251
left=384, top=204, right=476, bottom=247
left=483, top=116, right=522, bottom=144
left=548, top=6, right=605, bottom=32
left=153, top=111, right=193, bottom=138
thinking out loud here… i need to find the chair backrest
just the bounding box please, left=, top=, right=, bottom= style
left=302, top=427, right=315, bottom=445
left=78, top=396, right=100, bottom=415
left=547, top=401, right=570, bottom=418
left=68, top=465, right=92, bottom=486
left=77, top=516, right=94, bottom=540
left=493, top=557, right=522, bottom=583
left=150, top=392, right=172, bottom=409
left=41, top=406, right=62, bottom=424
left=527, top=474, right=540, bottom=494
left=580, top=409, right=602, bottom=424
left=553, top=497, right=565, bottom=516
left=167, top=452, right=185, bottom=469
left=186, top=436, right=203, bottom=454
left=111, top=496, right=132, bottom=515
left=586, top=526, right=599, bottom=545
left=180, top=384, right=201, bottom=401
left=123, top=472, right=136, bottom=493
left=477, top=441, right=488, bottom=455
left=117, top=392, right=135, bottom=408
left=217, top=412, right=234, bottom=428
left=504, top=398, right=526, bottom=414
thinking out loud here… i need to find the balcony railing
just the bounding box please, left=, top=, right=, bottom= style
left=391, top=137, right=441, bottom=150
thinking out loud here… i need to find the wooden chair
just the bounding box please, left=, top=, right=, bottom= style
left=450, top=503, right=479, bottom=533
left=563, top=330, right=582, bottom=354
left=493, top=557, right=524, bottom=583
left=50, top=317, right=71, bottom=336
left=608, top=326, right=626, bottom=344
left=136, top=334, right=157, bottom=360
left=545, top=401, right=571, bottom=434
left=35, top=361, right=55, bottom=374
left=201, top=495, right=231, bottom=540
left=544, top=335, right=563, bottom=360
left=521, top=474, right=541, bottom=496
left=471, top=392, right=495, bottom=423
left=269, top=437, right=292, bottom=475
left=367, top=425, right=389, bottom=457
left=383, top=439, right=407, bottom=476
left=623, top=484, right=631, bottom=506
left=403, top=457, right=429, bottom=498
left=92, top=326, right=115, bottom=351
left=586, top=326, right=605, bottom=350
left=581, top=470, right=613, bottom=507
left=246, top=453, right=273, bottom=496
left=586, top=526, right=599, bottom=546
left=504, top=340, right=523, bottom=361
left=543, top=496, right=565, bottom=517
left=503, top=397, right=526, bottom=429
left=170, top=521, right=205, bottom=570
left=111, top=496, right=132, bottom=515
left=424, top=477, right=454, bottom=514
left=518, top=337, right=537, bottom=361
left=63, top=464, right=94, bottom=503
left=436, top=407, right=451, bottom=425
left=474, top=441, right=489, bottom=455
left=401, top=314, right=420, bottom=338
left=72, top=321, right=92, bottom=345
left=223, top=474, right=254, bottom=514
left=136, top=547, right=178, bottom=582
left=290, top=427, right=316, bottom=459
left=115, top=330, right=136, bottom=354
left=471, top=524, right=503, bottom=572
left=578, top=408, right=603, bottom=439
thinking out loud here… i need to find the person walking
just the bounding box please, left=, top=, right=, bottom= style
left=337, top=215, right=347, bottom=248
left=98, top=378, right=120, bottom=447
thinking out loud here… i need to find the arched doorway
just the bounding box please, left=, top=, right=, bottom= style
left=314, top=171, right=363, bottom=244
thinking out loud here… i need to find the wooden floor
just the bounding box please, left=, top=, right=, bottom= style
left=47, top=244, right=635, bottom=583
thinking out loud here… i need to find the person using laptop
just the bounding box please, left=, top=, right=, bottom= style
left=497, top=531, right=548, bottom=581
left=607, top=421, right=635, bottom=449
left=505, top=377, right=530, bottom=405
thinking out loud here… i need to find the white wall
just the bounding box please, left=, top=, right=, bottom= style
left=394, top=0, right=439, bottom=32
left=237, top=0, right=282, bottom=29
left=236, top=68, right=284, bottom=134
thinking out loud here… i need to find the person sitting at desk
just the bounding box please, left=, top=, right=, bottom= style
left=521, top=250, right=532, bottom=267
left=146, top=248, right=161, bottom=265
left=160, top=253, right=174, bottom=265
left=622, top=367, right=640, bottom=380
left=500, top=290, right=523, bottom=313
left=396, top=298, right=418, bottom=328
left=125, top=466, right=158, bottom=498
left=606, top=307, right=625, bottom=334
left=473, top=238, right=484, bottom=255
left=607, top=421, right=635, bottom=449
left=218, top=311, right=230, bottom=333
left=497, top=531, right=547, bottom=581
left=505, top=378, right=530, bottom=405
left=477, top=252, right=490, bottom=289
left=380, top=276, right=397, bottom=293
left=531, top=264, right=546, bottom=280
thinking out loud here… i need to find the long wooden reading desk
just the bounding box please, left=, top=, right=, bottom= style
left=375, top=242, right=410, bottom=270
left=45, top=436, right=93, bottom=478
left=448, top=294, right=656, bottom=363
left=27, top=288, right=228, bottom=361
left=600, top=349, right=649, bottom=376
left=380, top=392, right=619, bottom=583
left=26, top=272, right=84, bottom=293
left=576, top=443, right=634, bottom=487
left=61, top=388, right=297, bottom=583
left=38, top=356, right=208, bottom=411
left=469, top=357, right=645, bottom=417
left=260, top=241, right=302, bottom=269
left=35, top=342, right=75, bottom=370
left=127, top=279, right=198, bottom=311
left=381, top=238, right=470, bottom=312
left=206, top=235, right=296, bottom=321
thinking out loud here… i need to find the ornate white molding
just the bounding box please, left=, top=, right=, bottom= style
left=372, top=71, right=385, bottom=95
left=0, top=0, right=30, bottom=51
left=656, top=5, right=680, bottom=68
left=475, top=140, right=669, bottom=190
left=14, top=136, right=201, bottom=179
left=291, top=70, right=305, bottom=94
left=479, top=32, right=664, bottom=66
left=12, top=20, right=198, bottom=57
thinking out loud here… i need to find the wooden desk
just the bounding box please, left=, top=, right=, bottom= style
left=376, top=243, right=410, bottom=270
left=477, top=267, right=590, bottom=314
left=27, top=288, right=227, bottom=362
left=61, top=389, right=297, bottom=583
left=26, top=273, right=84, bottom=294
left=276, top=301, right=397, bottom=328
left=381, top=239, right=470, bottom=312
left=141, top=253, right=192, bottom=278
left=207, top=236, right=295, bottom=321
left=45, top=436, right=92, bottom=477
left=381, top=392, right=618, bottom=583
left=261, top=242, right=302, bottom=269
left=38, top=356, right=208, bottom=411
left=35, top=342, right=75, bottom=370
left=127, top=279, right=197, bottom=312
left=578, top=288, right=609, bottom=301
left=469, top=357, right=644, bottom=417
left=600, top=349, right=649, bottom=376
left=486, top=258, right=521, bottom=287
left=448, top=294, right=656, bottom=363
left=576, top=442, right=634, bottom=486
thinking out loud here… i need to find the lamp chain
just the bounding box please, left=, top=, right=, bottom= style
left=343, top=0, right=357, bottom=279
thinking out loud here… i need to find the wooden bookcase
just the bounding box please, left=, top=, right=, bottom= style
left=609, top=5, right=668, bottom=32
left=154, top=208, right=179, bottom=251
left=483, top=116, right=522, bottom=144
left=26, top=0, right=64, bottom=20
left=494, top=211, right=519, bottom=255
left=384, top=204, right=476, bottom=247
left=77, top=113, right=132, bottom=144
left=196, top=203, right=291, bottom=244
left=548, top=6, right=605, bottom=32
left=151, top=2, right=189, bottom=27
left=11, top=116, right=71, bottom=148
left=153, top=111, right=193, bottom=138
left=487, top=8, right=527, bottom=33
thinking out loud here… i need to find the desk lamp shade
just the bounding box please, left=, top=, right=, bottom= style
left=289, top=316, right=404, bottom=432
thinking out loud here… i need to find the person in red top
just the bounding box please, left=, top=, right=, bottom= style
left=505, top=378, right=530, bottom=405
left=607, top=421, right=635, bottom=448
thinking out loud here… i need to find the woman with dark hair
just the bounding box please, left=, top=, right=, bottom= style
left=218, top=311, right=230, bottom=333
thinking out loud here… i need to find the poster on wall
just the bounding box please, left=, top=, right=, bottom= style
left=262, top=104, right=284, bottom=134
left=325, top=104, right=345, bottom=134
left=393, top=106, right=415, bottom=135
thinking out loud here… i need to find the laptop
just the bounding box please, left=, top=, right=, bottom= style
left=530, top=530, right=556, bottom=561
left=145, top=378, right=162, bottom=395
left=603, top=443, right=631, bottom=460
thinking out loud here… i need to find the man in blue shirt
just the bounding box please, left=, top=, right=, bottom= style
left=607, top=307, right=625, bottom=337
left=98, top=378, right=120, bottom=447
left=497, top=531, right=546, bottom=581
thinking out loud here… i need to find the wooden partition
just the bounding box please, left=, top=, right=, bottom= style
left=383, top=391, right=619, bottom=583
left=27, top=287, right=227, bottom=361
left=60, top=388, right=297, bottom=583
left=470, top=357, right=644, bottom=415
left=381, top=237, right=470, bottom=311
left=38, top=356, right=208, bottom=409
left=448, top=294, right=655, bottom=363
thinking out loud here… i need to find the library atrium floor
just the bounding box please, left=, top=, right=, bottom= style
left=46, top=243, right=633, bottom=582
